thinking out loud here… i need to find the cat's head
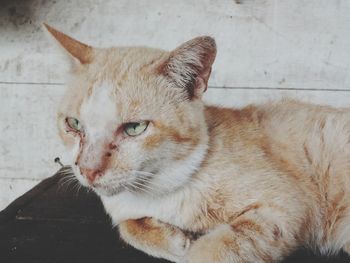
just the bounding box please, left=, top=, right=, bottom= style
left=45, top=24, right=216, bottom=197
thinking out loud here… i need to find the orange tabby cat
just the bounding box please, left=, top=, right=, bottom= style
left=45, top=24, right=350, bottom=263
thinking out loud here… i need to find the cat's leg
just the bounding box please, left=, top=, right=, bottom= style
left=184, top=211, right=299, bottom=263
left=118, top=217, right=191, bottom=262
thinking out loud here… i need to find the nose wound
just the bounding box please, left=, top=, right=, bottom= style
left=80, top=168, right=103, bottom=184
left=76, top=141, right=117, bottom=183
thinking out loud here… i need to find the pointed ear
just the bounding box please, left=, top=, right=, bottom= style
left=43, top=23, right=93, bottom=65
left=159, top=36, right=216, bottom=99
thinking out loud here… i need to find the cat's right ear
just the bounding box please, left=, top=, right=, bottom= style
left=158, top=36, right=217, bottom=99
left=43, top=23, right=93, bottom=65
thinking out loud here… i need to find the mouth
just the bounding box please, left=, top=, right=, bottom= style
left=55, top=163, right=159, bottom=197
left=91, top=180, right=128, bottom=196
left=56, top=166, right=127, bottom=196
left=92, top=172, right=157, bottom=197
left=92, top=184, right=125, bottom=196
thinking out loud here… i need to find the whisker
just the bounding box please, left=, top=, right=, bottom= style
left=126, top=181, right=145, bottom=194
left=60, top=178, right=76, bottom=188
left=130, top=182, right=155, bottom=196
left=130, top=170, right=156, bottom=176
left=133, top=177, right=164, bottom=193
left=130, top=174, right=166, bottom=189
left=58, top=174, right=77, bottom=191
left=56, top=165, right=74, bottom=174
left=124, top=184, right=137, bottom=195
left=76, top=183, right=84, bottom=196
left=133, top=170, right=197, bottom=193
left=135, top=173, right=175, bottom=188
left=131, top=180, right=160, bottom=195
left=72, top=181, right=82, bottom=196
left=127, top=181, right=155, bottom=196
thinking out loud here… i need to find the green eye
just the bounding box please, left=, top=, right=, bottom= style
left=124, top=121, right=149, bottom=136
left=66, top=117, right=82, bottom=132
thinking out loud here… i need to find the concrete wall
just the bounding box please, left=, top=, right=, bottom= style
left=1, top=0, right=350, bottom=210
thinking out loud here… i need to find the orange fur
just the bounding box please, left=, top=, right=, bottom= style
left=46, top=24, right=350, bottom=262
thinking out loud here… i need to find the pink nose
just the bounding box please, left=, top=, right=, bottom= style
left=80, top=168, right=102, bottom=184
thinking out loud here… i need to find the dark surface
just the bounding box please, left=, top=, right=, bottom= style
left=0, top=169, right=349, bottom=263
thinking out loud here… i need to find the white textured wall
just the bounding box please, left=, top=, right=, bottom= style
left=1, top=0, right=349, bottom=210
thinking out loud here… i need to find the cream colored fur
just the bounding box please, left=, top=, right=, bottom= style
left=45, top=24, right=350, bottom=263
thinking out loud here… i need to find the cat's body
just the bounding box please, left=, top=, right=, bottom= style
left=45, top=24, right=350, bottom=262
left=106, top=101, right=350, bottom=262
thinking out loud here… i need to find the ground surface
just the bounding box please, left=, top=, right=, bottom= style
left=0, top=168, right=349, bottom=263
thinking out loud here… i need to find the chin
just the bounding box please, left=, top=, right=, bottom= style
left=93, top=185, right=126, bottom=197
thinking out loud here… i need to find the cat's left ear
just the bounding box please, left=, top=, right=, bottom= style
left=43, top=23, right=93, bottom=65
left=159, top=36, right=217, bottom=99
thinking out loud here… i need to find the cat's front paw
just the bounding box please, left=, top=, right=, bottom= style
left=181, top=242, right=217, bottom=263
left=180, top=225, right=233, bottom=263
left=167, top=227, right=192, bottom=262
left=119, top=218, right=192, bottom=263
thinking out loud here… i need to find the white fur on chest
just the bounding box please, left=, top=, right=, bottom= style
left=100, top=187, right=198, bottom=228
left=99, top=143, right=209, bottom=228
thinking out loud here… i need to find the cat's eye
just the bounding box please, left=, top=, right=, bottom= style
left=124, top=121, right=149, bottom=137
left=66, top=117, right=82, bottom=132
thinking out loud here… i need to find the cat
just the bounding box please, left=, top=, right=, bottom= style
left=45, top=23, right=350, bottom=263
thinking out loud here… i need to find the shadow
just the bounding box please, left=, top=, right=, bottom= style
left=0, top=0, right=43, bottom=46
left=0, top=0, right=61, bottom=39
left=0, top=0, right=37, bottom=28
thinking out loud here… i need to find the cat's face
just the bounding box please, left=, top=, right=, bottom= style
left=46, top=24, right=216, bottom=197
